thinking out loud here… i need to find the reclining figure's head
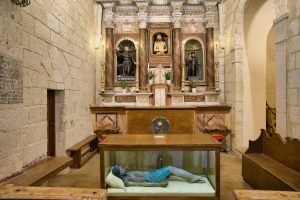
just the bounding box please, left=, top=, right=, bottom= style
left=112, top=164, right=126, bottom=179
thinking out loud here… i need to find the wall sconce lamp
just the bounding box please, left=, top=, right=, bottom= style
left=11, top=0, right=30, bottom=7
left=95, top=35, right=103, bottom=49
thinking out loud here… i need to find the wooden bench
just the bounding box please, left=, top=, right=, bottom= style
left=242, top=129, right=300, bottom=191
left=0, top=185, right=107, bottom=200
left=66, top=135, right=99, bottom=168
left=2, top=156, right=72, bottom=186
left=233, top=189, right=300, bottom=200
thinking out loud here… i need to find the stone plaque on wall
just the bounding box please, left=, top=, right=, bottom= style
left=0, top=54, right=23, bottom=104
left=184, top=95, right=205, bottom=102
left=115, top=95, right=136, bottom=103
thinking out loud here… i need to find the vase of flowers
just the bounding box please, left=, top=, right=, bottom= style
left=165, top=71, right=172, bottom=84
left=190, top=80, right=197, bottom=93
left=119, top=81, right=128, bottom=93
left=148, top=71, right=155, bottom=84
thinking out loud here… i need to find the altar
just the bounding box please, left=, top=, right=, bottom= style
left=99, top=134, right=221, bottom=200
left=96, top=0, right=224, bottom=107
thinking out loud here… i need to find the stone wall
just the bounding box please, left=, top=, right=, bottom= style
left=223, top=0, right=244, bottom=151
left=0, top=0, right=96, bottom=181
left=286, top=0, right=300, bottom=139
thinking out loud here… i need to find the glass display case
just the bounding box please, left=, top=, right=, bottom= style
left=99, top=134, right=221, bottom=200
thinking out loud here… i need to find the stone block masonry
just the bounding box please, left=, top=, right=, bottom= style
left=0, top=0, right=96, bottom=181
left=287, top=0, right=300, bottom=139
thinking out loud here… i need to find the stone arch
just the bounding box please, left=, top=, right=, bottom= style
left=227, top=0, right=285, bottom=150
left=115, top=37, right=139, bottom=50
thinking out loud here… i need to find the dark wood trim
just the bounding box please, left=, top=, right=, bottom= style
left=99, top=148, right=105, bottom=189
left=90, top=105, right=232, bottom=113
left=47, top=90, right=56, bottom=157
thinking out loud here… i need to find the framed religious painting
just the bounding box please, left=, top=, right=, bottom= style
left=151, top=31, right=170, bottom=56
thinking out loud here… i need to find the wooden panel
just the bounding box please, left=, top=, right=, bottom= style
left=233, top=190, right=300, bottom=200
left=242, top=155, right=294, bottom=191
left=242, top=154, right=300, bottom=191
left=0, top=186, right=107, bottom=200
left=262, top=132, right=300, bottom=173
left=127, top=109, right=194, bottom=134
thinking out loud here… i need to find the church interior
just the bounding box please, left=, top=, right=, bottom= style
left=0, top=0, right=300, bottom=199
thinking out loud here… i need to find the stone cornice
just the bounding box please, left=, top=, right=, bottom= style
left=98, top=0, right=219, bottom=26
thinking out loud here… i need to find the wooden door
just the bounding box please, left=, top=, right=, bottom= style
left=47, top=90, right=56, bottom=156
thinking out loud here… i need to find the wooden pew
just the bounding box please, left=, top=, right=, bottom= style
left=66, top=135, right=99, bottom=168
left=0, top=185, right=107, bottom=200
left=242, top=130, right=300, bottom=191
left=233, top=189, right=300, bottom=200
left=2, top=156, right=72, bottom=186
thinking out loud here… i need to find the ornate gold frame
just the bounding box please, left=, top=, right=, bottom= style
left=149, top=29, right=171, bottom=57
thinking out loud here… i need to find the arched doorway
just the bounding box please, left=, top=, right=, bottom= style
left=242, top=0, right=276, bottom=146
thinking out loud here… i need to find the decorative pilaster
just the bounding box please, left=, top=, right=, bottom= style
left=205, top=3, right=217, bottom=90
left=273, top=0, right=288, bottom=137
left=171, top=1, right=183, bottom=90
left=103, top=3, right=115, bottom=90
left=173, top=28, right=181, bottom=89
left=139, top=28, right=147, bottom=90
left=137, top=1, right=149, bottom=91
left=206, top=27, right=215, bottom=90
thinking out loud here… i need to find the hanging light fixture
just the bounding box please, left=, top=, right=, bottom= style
left=11, top=0, right=30, bottom=7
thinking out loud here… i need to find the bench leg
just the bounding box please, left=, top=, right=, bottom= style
left=70, top=150, right=81, bottom=168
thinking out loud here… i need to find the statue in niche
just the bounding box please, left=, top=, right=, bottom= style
left=116, top=40, right=136, bottom=81
left=186, top=52, right=201, bottom=77
left=185, top=39, right=204, bottom=81
left=153, top=33, right=168, bottom=55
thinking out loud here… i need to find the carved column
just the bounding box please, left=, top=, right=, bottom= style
left=171, top=1, right=183, bottom=90
left=103, top=3, right=115, bottom=91
left=173, top=28, right=181, bottom=89
left=205, top=4, right=216, bottom=90
left=137, top=2, right=149, bottom=91
left=105, top=28, right=114, bottom=90
left=206, top=27, right=215, bottom=90
left=139, top=28, right=147, bottom=90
